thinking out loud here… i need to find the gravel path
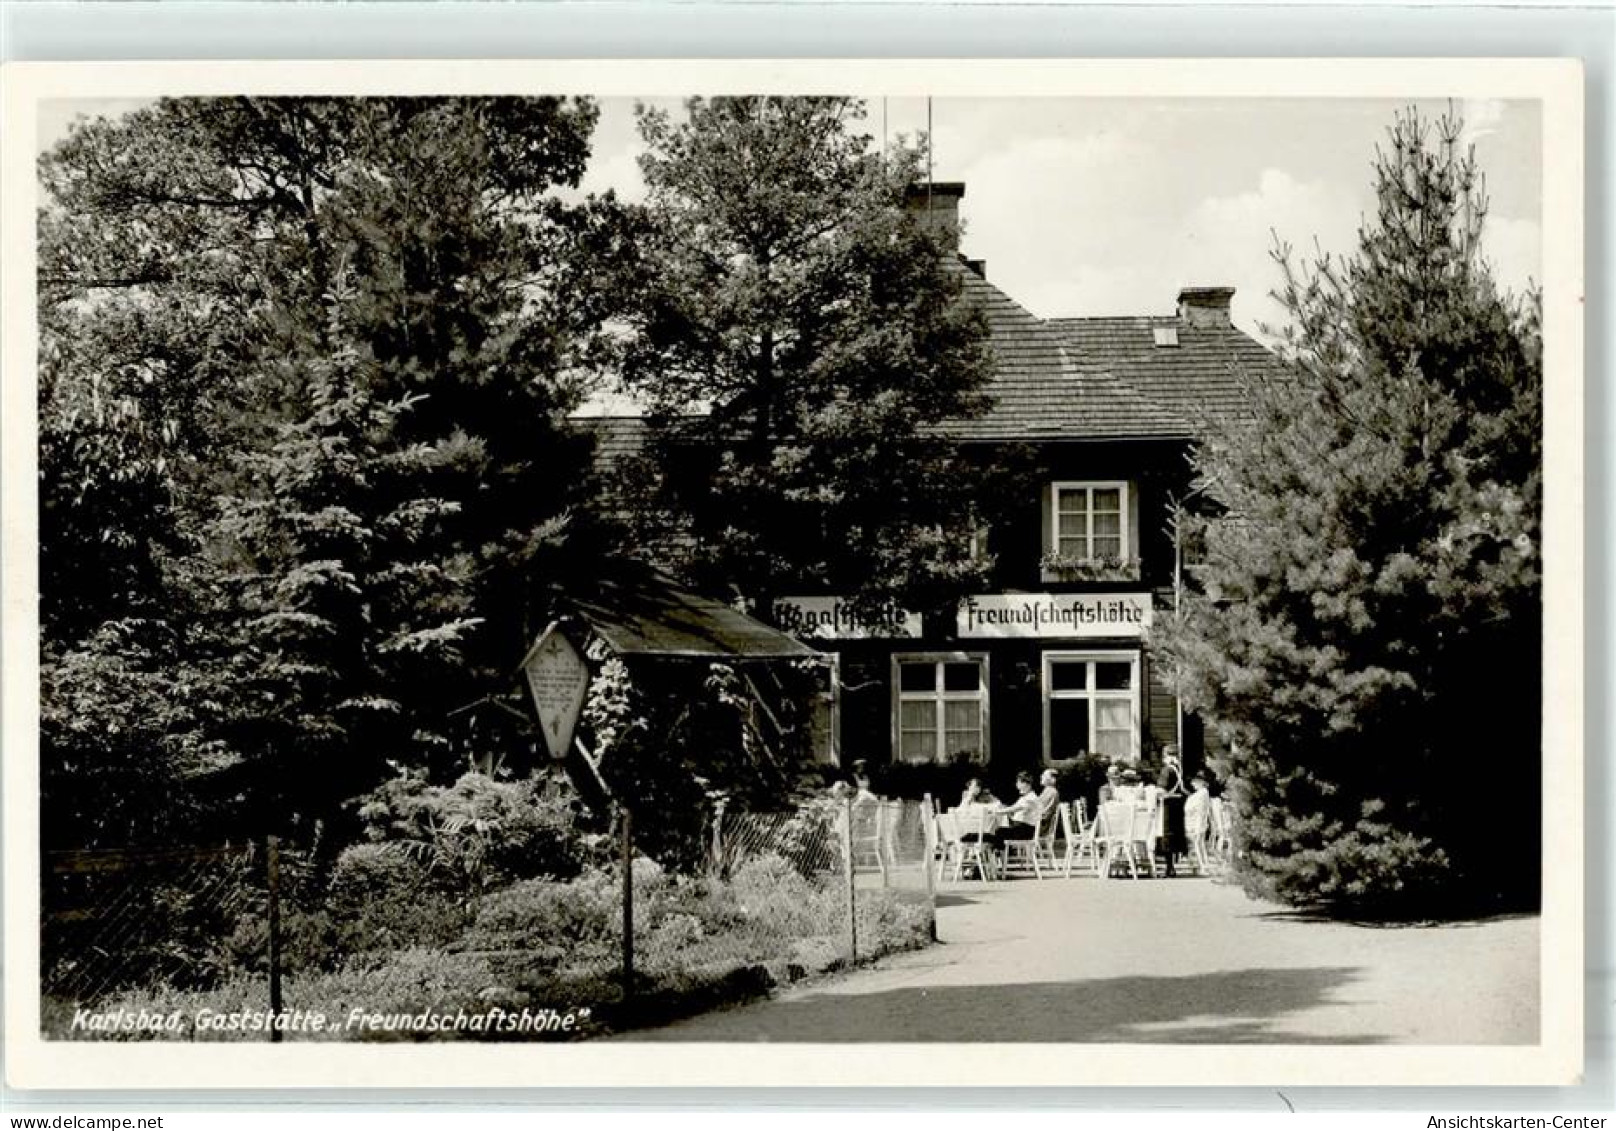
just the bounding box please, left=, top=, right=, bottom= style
left=636, top=875, right=1539, bottom=1044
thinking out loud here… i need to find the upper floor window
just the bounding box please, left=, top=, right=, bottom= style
left=1051, top=481, right=1129, bottom=561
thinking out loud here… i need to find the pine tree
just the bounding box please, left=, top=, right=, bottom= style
left=38, top=97, right=619, bottom=838
left=1158, top=107, right=1542, bottom=914
left=613, top=97, right=998, bottom=623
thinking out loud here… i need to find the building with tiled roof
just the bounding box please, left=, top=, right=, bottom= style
left=576, top=182, right=1288, bottom=789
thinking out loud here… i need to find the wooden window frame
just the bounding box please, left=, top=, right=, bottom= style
left=1041, top=649, right=1141, bottom=762
left=1049, top=480, right=1131, bottom=561
left=890, top=651, right=991, bottom=765
left=812, top=653, right=842, bottom=766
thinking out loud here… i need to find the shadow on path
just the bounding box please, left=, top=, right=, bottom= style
left=639, top=965, right=1387, bottom=1043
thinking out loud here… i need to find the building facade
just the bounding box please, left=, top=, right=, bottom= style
left=583, top=183, right=1286, bottom=784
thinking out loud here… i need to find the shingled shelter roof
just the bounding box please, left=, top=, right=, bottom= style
left=566, top=570, right=820, bottom=661
left=577, top=415, right=648, bottom=477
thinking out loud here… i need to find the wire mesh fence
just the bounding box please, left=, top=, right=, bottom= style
left=628, top=797, right=937, bottom=999
left=39, top=799, right=939, bottom=1042
left=42, top=843, right=265, bottom=1008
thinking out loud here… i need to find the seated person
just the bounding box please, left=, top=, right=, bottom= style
left=1097, top=762, right=1124, bottom=807
left=956, top=777, right=998, bottom=841
left=1114, top=767, right=1145, bottom=803
left=959, top=777, right=998, bottom=808
left=1037, top=768, right=1061, bottom=817
left=850, top=759, right=879, bottom=804
left=993, top=772, right=1042, bottom=844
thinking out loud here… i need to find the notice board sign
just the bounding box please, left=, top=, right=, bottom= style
left=520, top=624, right=591, bottom=760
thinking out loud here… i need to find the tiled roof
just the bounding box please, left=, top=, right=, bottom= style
left=944, top=262, right=1191, bottom=442
left=570, top=262, right=1288, bottom=453
left=1047, top=314, right=1287, bottom=431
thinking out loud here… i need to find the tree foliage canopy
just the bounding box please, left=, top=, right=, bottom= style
left=39, top=97, right=620, bottom=842
left=1159, top=107, right=1542, bottom=914
left=612, top=97, right=1000, bottom=621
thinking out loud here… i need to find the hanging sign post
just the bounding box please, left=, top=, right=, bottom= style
left=520, top=623, right=591, bottom=761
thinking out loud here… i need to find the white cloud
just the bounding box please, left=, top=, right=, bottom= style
left=1459, top=98, right=1507, bottom=149
left=1181, top=168, right=1362, bottom=334
left=959, top=155, right=1360, bottom=339
left=1480, top=213, right=1542, bottom=297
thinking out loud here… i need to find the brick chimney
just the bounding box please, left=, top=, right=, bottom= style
left=905, top=182, right=966, bottom=252
left=1177, top=286, right=1235, bottom=328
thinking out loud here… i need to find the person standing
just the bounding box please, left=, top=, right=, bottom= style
left=1156, top=747, right=1188, bottom=877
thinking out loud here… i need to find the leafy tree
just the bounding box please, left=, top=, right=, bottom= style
left=613, top=97, right=1000, bottom=623
left=38, top=97, right=620, bottom=841
left=1158, top=107, right=1542, bottom=915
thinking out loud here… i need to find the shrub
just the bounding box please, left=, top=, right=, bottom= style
left=462, top=873, right=619, bottom=955
left=319, top=841, right=471, bottom=956
left=351, top=770, right=588, bottom=893
left=769, top=803, right=842, bottom=878
left=50, top=853, right=937, bottom=1042
left=871, top=755, right=984, bottom=803
left=59, top=949, right=542, bottom=1042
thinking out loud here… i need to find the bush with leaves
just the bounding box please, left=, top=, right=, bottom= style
left=352, top=770, right=593, bottom=894
left=580, top=652, right=827, bottom=870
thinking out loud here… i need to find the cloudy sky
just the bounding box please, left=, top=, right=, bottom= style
left=579, top=95, right=1542, bottom=339
left=40, top=93, right=1541, bottom=344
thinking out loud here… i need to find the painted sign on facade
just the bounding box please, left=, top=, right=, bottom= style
left=957, top=593, right=1153, bottom=638
left=772, top=596, right=922, bottom=640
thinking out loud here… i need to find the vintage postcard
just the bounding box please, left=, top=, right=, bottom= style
left=1, top=58, right=1583, bottom=1089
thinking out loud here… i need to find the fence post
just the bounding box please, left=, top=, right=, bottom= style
left=266, top=835, right=283, bottom=1043
left=841, top=796, right=857, bottom=965
left=921, top=795, right=938, bottom=942
left=620, top=806, right=634, bottom=1002
left=710, top=797, right=727, bottom=878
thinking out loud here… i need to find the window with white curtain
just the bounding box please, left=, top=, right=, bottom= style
left=892, top=654, right=989, bottom=764
left=1051, top=481, right=1129, bottom=560
left=1042, top=651, right=1140, bottom=761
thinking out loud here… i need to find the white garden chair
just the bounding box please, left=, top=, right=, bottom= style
left=938, top=807, right=997, bottom=882
left=1060, top=799, right=1100, bottom=878
left=850, top=799, right=899, bottom=884
left=999, top=816, right=1045, bottom=879
left=1031, top=801, right=1062, bottom=877
left=1098, top=801, right=1157, bottom=879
